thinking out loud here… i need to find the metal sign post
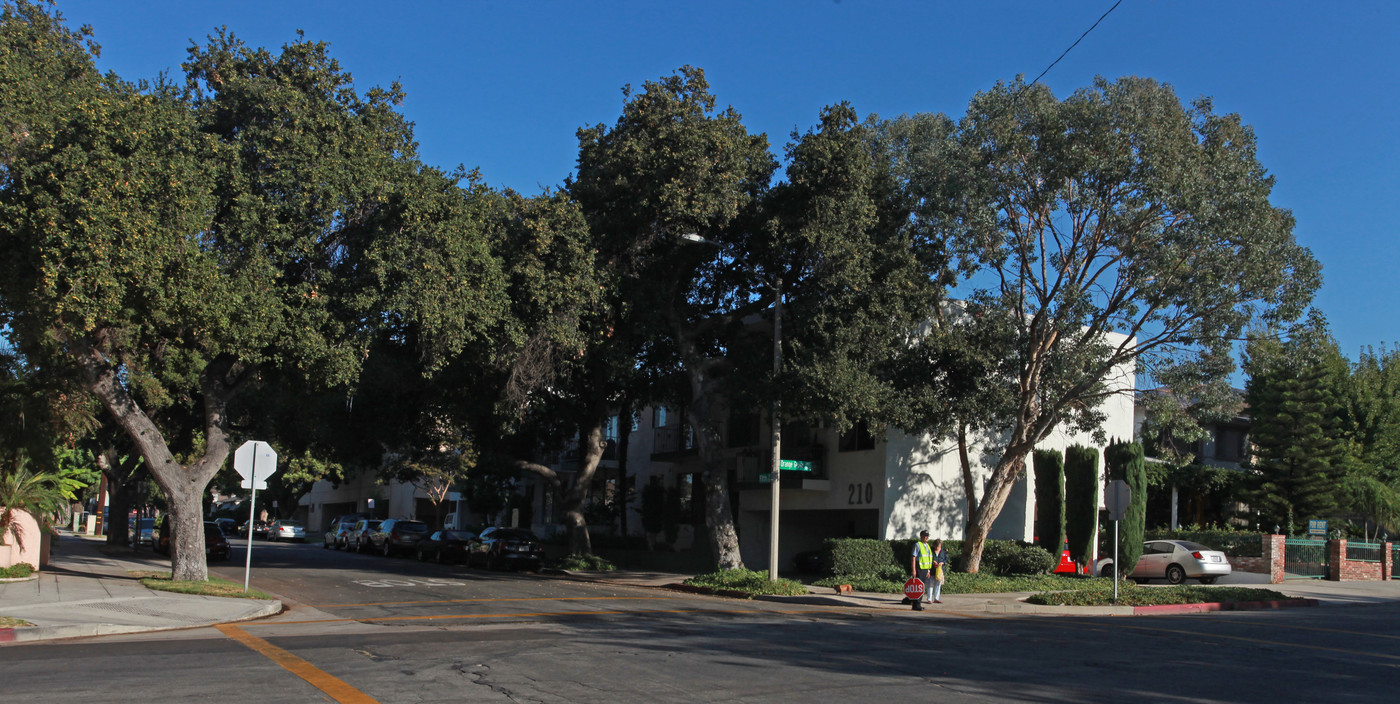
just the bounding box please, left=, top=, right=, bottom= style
left=233, top=441, right=278, bottom=593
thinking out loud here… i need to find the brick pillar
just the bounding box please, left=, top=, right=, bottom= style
left=1385, top=542, right=1393, bottom=580
left=1328, top=539, right=1344, bottom=581
left=1266, top=534, right=1285, bottom=584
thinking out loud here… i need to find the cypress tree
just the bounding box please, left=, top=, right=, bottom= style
left=1033, top=449, right=1066, bottom=555
left=1064, top=444, right=1101, bottom=569
left=1105, top=440, right=1147, bottom=574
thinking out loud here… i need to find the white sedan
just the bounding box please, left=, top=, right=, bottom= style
left=268, top=520, right=306, bottom=542
left=1098, top=539, right=1232, bottom=585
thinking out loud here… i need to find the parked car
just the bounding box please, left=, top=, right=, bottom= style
left=130, top=518, right=156, bottom=547
left=323, top=522, right=357, bottom=550
left=214, top=518, right=239, bottom=536
left=348, top=519, right=382, bottom=553
left=155, top=519, right=231, bottom=560
left=1096, top=539, right=1232, bottom=584
left=367, top=518, right=429, bottom=557
left=470, top=527, right=545, bottom=571
left=240, top=520, right=270, bottom=539
left=416, top=530, right=476, bottom=564
left=268, top=520, right=306, bottom=542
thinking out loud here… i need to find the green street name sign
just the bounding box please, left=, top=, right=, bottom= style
left=778, top=459, right=813, bottom=472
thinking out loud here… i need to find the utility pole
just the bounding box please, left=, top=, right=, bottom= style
left=768, top=278, right=782, bottom=581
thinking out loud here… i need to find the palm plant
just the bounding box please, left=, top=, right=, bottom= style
left=0, top=451, right=82, bottom=550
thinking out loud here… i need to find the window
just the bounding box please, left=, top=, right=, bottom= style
left=604, top=415, right=619, bottom=442
left=1215, top=428, right=1246, bottom=461
left=653, top=406, right=668, bottom=428
left=838, top=420, right=877, bottom=452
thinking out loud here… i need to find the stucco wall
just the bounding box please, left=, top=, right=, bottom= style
left=1, top=507, right=42, bottom=569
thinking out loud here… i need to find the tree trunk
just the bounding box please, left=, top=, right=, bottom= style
left=957, top=422, right=978, bottom=535
left=73, top=340, right=238, bottom=582
left=686, top=375, right=741, bottom=570
left=561, top=421, right=606, bottom=556
left=963, top=448, right=1031, bottom=573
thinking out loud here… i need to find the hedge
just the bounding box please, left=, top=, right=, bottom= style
left=1144, top=529, right=1264, bottom=558
left=822, top=537, right=1053, bottom=577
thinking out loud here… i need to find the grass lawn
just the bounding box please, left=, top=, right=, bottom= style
left=129, top=571, right=275, bottom=600
left=0, top=616, right=34, bottom=628
left=1027, top=580, right=1290, bottom=606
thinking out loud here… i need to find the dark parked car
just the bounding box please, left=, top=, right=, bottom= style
left=347, top=519, right=382, bottom=553
left=239, top=520, right=270, bottom=539
left=323, top=522, right=357, bottom=550
left=155, top=519, right=231, bottom=560
left=416, top=530, right=476, bottom=564
left=470, top=527, right=545, bottom=571
left=130, top=518, right=156, bottom=547
left=368, top=518, right=429, bottom=557
left=214, top=518, right=239, bottom=536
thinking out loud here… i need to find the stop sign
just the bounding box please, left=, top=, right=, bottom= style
left=903, top=577, right=925, bottom=600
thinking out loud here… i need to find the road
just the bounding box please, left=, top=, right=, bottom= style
left=3, top=539, right=1397, bottom=703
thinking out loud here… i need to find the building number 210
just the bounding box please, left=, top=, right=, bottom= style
left=848, top=482, right=874, bottom=505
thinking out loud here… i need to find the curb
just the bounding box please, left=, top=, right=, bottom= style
left=0, top=599, right=282, bottom=644
left=0, top=574, right=39, bottom=584
left=1132, top=598, right=1319, bottom=615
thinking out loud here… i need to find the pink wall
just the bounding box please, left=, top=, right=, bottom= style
left=1, top=508, right=42, bottom=570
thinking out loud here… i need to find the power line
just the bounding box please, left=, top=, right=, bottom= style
left=1028, top=0, right=1124, bottom=87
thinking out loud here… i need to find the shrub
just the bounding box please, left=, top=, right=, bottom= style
left=1033, top=449, right=1065, bottom=555
left=1026, top=580, right=1289, bottom=607
left=981, top=541, right=1056, bottom=575
left=684, top=568, right=809, bottom=597
left=1064, top=445, right=1101, bottom=567
left=827, top=538, right=901, bottom=577
left=1105, top=440, right=1147, bottom=574
left=551, top=552, right=617, bottom=571
left=1144, top=529, right=1264, bottom=558
left=1, top=562, right=36, bottom=578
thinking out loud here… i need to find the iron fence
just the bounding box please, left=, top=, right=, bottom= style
left=1283, top=538, right=1328, bottom=579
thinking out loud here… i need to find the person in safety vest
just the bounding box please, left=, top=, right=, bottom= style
left=910, top=530, right=934, bottom=610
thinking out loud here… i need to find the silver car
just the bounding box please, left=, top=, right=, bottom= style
left=1101, top=539, right=1232, bottom=584
left=268, top=519, right=306, bottom=542
left=130, top=518, right=155, bottom=547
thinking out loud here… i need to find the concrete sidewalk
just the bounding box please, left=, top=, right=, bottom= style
left=554, top=568, right=1400, bottom=616
left=0, top=531, right=280, bottom=644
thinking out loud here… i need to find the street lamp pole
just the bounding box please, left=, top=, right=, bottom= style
left=768, top=278, right=782, bottom=581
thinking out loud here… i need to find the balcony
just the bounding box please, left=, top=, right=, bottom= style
left=650, top=427, right=697, bottom=462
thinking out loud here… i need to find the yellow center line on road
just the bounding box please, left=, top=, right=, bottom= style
left=215, top=624, right=380, bottom=704
left=308, top=595, right=683, bottom=608
left=245, top=606, right=852, bottom=627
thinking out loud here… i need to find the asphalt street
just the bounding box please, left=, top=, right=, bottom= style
left=3, top=539, right=1397, bottom=703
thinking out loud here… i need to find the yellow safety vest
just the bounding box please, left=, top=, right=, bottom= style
left=915, top=541, right=933, bottom=569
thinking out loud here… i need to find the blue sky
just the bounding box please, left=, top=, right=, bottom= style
left=53, top=0, right=1399, bottom=365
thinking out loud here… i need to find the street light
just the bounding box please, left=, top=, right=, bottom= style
left=679, top=233, right=784, bottom=580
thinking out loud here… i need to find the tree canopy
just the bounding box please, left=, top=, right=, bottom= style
left=882, top=76, right=1319, bottom=570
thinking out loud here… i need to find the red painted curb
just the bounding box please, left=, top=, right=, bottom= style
left=1133, top=598, right=1318, bottom=615
left=0, top=628, right=14, bottom=643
